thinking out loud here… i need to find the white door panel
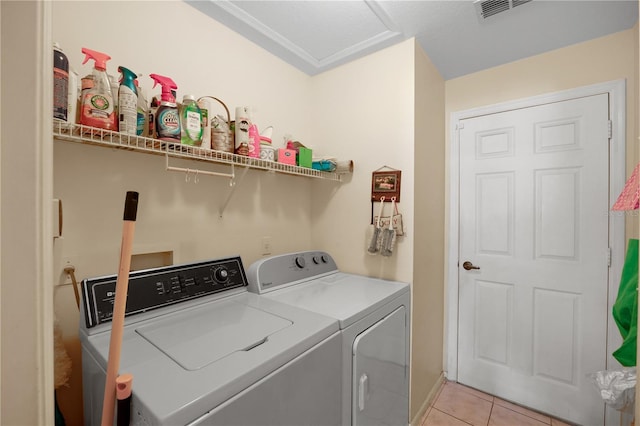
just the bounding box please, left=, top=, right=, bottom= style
left=458, top=94, right=609, bottom=425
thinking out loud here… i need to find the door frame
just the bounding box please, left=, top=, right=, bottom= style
left=446, top=79, right=626, bottom=382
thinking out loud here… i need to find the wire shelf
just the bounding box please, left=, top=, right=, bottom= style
left=53, top=121, right=345, bottom=182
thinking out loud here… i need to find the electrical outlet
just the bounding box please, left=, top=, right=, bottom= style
left=261, top=237, right=272, bottom=255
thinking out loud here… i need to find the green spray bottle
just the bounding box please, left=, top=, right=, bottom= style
left=117, top=66, right=138, bottom=135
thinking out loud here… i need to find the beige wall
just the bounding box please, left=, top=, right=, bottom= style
left=411, top=43, right=446, bottom=422
left=308, top=40, right=415, bottom=284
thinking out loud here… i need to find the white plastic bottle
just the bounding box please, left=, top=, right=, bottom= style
left=197, top=98, right=211, bottom=149
left=66, top=67, right=78, bottom=128
left=234, top=106, right=251, bottom=155
left=136, top=80, right=148, bottom=136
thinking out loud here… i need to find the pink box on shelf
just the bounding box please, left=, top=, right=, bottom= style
left=278, top=148, right=296, bottom=165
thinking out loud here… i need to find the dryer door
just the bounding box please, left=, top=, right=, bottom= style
left=352, top=306, right=408, bottom=425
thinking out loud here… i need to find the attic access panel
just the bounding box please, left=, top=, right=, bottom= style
left=189, top=0, right=404, bottom=75
left=233, top=1, right=389, bottom=60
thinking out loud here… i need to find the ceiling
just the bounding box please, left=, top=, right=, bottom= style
left=187, top=0, right=638, bottom=80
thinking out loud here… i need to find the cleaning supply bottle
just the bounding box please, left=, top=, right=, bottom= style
left=148, top=97, right=158, bottom=139
left=234, top=106, right=251, bottom=156
left=248, top=124, right=261, bottom=158
left=180, top=94, right=202, bottom=146
left=80, top=48, right=116, bottom=130
left=135, top=79, right=148, bottom=136
left=197, top=98, right=211, bottom=150
left=67, top=66, right=79, bottom=128
left=53, top=42, right=69, bottom=122
left=117, top=66, right=138, bottom=135
left=149, top=74, right=180, bottom=142
left=109, top=74, right=119, bottom=124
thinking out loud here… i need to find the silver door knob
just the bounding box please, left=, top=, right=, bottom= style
left=462, top=261, right=480, bottom=271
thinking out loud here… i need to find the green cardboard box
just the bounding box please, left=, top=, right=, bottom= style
left=297, top=147, right=312, bottom=168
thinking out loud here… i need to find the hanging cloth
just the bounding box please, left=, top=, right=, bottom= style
left=612, top=239, right=639, bottom=366
left=612, top=162, right=640, bottom=211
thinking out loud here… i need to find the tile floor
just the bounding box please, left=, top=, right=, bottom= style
left=420, top=381, right=573, bottom=426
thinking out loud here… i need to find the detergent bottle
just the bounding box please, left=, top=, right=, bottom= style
left=79, top=48, right=116, bottom=130
left=135, top=78, right=148, bottom=136
left=150, top=74, right=180, bottom=142
left=117, top=66, right=138, bottom=135
left=180, top=94, right=202, bottom=146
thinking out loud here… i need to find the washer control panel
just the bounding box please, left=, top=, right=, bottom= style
left=246, top=251, right=338, bottom=294
left=82, top=257, right=247, bottom=328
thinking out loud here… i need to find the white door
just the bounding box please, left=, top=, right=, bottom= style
left=457, top=94, right=610, bottom=425
left=352, top=306, right=408, bottom=426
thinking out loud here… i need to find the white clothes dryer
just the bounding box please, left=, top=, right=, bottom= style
left=247, top=251, right=411, bottom=426
left=80, top=256, right=342, bottom=425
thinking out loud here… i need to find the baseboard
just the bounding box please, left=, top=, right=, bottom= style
left=410, top=372, right=445, bottom=426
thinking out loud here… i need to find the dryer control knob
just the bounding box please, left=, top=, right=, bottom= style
left=213, top=267, right=229, bottom=283
left=295, top=256, right=306, bottom=269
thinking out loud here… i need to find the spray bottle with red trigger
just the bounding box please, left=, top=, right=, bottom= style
left=149, top=74, right=180, bottom=142
left=79, top=48, right=117, bottom=131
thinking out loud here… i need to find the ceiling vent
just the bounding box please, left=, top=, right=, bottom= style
left=474, top=0, right=533, bottom=19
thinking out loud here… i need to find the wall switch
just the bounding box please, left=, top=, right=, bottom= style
left=261, top=236, right=272, bottom=255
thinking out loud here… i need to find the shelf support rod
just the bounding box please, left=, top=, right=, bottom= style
left=165, top=153, right=235, bottom=180
left=219, top=165, right=250, bottom=218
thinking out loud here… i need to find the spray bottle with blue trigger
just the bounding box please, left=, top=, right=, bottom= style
left=117, top=66, right=138, bottom=135
left=149, top=73, right=180, bottom=142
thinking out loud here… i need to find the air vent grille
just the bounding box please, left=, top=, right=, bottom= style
left=512, top=0, right=533, bottom=8
left=475, top=0, right=533, bottom=20
left=479, top=0, right=510, bottom=18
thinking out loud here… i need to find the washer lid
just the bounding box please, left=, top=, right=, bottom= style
left=136, top=300, right=292, bottom=370
left=264, top=272, right=409, bottom=328
left=82, top=292, right=340, bottom=425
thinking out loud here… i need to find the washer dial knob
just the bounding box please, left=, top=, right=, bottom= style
left=213, top=267, right=229, bottom=283
left=295, top=256, right=306, bottom=269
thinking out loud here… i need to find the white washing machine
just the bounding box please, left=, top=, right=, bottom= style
left=80, top=256, right=342, bottom=425
left=247, top=251, right=411, bottom=426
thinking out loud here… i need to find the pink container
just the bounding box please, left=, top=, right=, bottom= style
left=278, top=148, right=296, bottom=165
